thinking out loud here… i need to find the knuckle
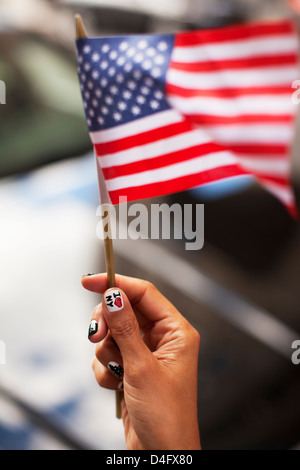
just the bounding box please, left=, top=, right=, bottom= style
left=112, top=317, right=138, bottom=338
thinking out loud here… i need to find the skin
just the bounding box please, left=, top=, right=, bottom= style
left=82, top=273, right=201, bottom=451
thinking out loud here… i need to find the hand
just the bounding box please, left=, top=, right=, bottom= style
left=82, top=273, right=201, bottom=450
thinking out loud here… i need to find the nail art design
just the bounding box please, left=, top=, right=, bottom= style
left=108, top=361, right=124, bottom=378
left=88, top=320, right=98, bottom=337
left=118, top=381, right=124, bottom=391
left=104, top=290, right=124, bottom=312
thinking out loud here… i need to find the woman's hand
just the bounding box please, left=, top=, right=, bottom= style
left=82, top=273, right=201, bottom=451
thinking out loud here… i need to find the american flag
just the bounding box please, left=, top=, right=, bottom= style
left=76, top=19, right=299, bottom=217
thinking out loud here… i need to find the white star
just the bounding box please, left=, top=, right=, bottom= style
left=119, top=41, right=129, bottom=51
left=101, top=106, right=109, bottom=115
left=78, top=55, right=83, bottom=63
left=88, top=109, right=95, bottom=116
left=150, top=100, right=159, bottom=110
left=127, top=80, right=136, bottom=90
left=126, top=47, right=136, bottom=57
left=87, top=81, right=93, bottom=90
left=98, top=116, right=105, bottom=125
left=92, top=70, right=99, bottom=79
left=134, top=52, right=144, bottom=63
left=124, top=63, right=133, bottom=72
left=80, top=73, right=86, bottom=82
left=95, top=88, right=102, bottom=98
left=133, top=69, right=142, bottom=80
left=113, top=112, right=122, bottom=121
left=83, top=62, right=91, bottom=71
left=100, top=78, right=108, bottom=87
left=117, top=56, right=126, bottom=66
left=146, top=47, right=156, bottom=57
left=84, top=91, right=90, bottom=99
left=108, top=66, right=116, bottom=76
left=141, top=86, right=150, bottom=95
left=83, top=44, right=91, bottom=54
left=92, top=99, right=98, bottom=107
left=101, top=44, right=110, bottom=53
left=144, top=77, right=154, bottom=87
left=151, top=67, right=161, bottom=78
left=142, top=59, right=152, bottom=70
left=117, top=101, right=127, bottom=111
left=116, top=73, right=125, bottom=83
left=136, top=95, right=146, bottom=104
left=123, top=90, right=132, bottom=100
left=154, top=55, right=165, bottom=65
left=137, top=40, right=148, bottom=50
left=104, top=95, right=114, bottom=105
left=154, top=90, right=163, bottom=100
left=157, top=41, right=168, bottom=51
left=87, top=118, right=92, bottom=126
left=131, top=105, right=141, bottom=115
left=109, top=85, right=119, bottom=95
left=100, top=60, right=108, bottom=69
left=109, top=50, right=118, bottom=60
left=92, top=52, right=100, bottom=62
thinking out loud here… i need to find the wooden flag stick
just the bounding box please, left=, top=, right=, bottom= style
left=75, top=14, right=123, bottom=420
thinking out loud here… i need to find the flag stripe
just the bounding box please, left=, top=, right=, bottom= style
left=102, top=142, right=224, bottom=179
left=108, top=165, right=248, bottom=204
left=165, top=83, right=294, bottom=98
left=173, top=20, right=295, bottom=47
left=171, top=53, right=297, bottom=72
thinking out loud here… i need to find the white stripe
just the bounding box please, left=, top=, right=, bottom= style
left=238, top=157, right=289, bottom=176
left=99, top=128, right=212, bottom=167
left=106, top=150, right=237, bottom=191
left=198, top=123, right=294, bottom=144
left=167, top=94, right=293, bottom=117
left=167, top=65, right=297, bottom=90
left=90, top=109, right=183, bottom=144
left=172, top=35, right=298, bottom=63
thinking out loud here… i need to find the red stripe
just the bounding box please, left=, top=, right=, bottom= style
left=102, top=142, right=224, bottom=179
left=108, top=164, right=248, bottom=204
left=170, top=53, right=297, bottom=72
left=186, top=114, right=294, bottom=125
left=225, top=143, right=289, bottom=155
left=94, top=119, right=192, bottom=156
left=165, top=83, right=292, bottom=98
left=174, top=20, right=295, bottom=47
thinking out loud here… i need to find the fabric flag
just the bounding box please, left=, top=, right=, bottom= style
left=75, top=19, right=299, bottom=217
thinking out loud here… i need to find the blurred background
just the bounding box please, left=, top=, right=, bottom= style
left=0, top=0, right=300, bottom=450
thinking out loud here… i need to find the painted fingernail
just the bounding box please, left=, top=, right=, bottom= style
left=88, top=320, right=98, bottom=338
left=104, top=289, right=124, bottom=312
left=82, top=273, right=95, bottom=277
left=108, top=361, right=124, bottom=378
left=118, top=381, right=124, bottom=391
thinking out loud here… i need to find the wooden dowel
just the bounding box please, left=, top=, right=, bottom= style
left=75, top=14, right=122, bottom=420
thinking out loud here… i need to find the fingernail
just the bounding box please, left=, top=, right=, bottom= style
left=88, top=320, right=98, bottom=338
left=82, top=273, right=95, bottom=277
left=108, top=361, right=124, bottom=378
left=118, top=381, right=124, bottom=391
left=104, top=289, right=124, bottom=312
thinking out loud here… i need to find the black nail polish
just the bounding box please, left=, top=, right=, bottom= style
left=108, top=361, right=124, bottom=378
left=88, top=320, right=98, bottom=337
left=82, top=273, right=95, bottom=277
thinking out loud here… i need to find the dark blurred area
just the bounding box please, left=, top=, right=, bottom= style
left=0, top=0, right=300, bottom=450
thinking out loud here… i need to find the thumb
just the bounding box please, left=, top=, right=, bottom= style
left=102, top=288, right=151, bottom=368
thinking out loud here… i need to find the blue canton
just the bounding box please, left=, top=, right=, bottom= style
left=76, top=34, right=174, bottom=132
